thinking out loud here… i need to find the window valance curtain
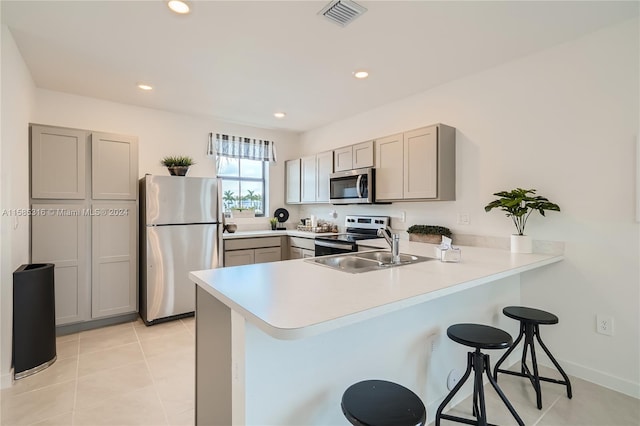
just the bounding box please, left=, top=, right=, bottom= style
left=208, top=132, right=277, bottom=163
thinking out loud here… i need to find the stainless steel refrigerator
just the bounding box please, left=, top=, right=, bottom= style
left=139, top=175, right=221, bottom=324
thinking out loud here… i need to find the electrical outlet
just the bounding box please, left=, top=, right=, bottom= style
left=447, top=369, right=462, bottom=390
left=457, top=213, right=470, bottom=225
left=596, top=314, right=614, bottom=336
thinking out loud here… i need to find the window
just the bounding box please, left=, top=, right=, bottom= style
left=217, top=157, right=267, bottom=216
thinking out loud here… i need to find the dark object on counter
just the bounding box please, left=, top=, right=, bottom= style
left=13, top=263, right=57, bottom=379
left=274, top=208, right=289, bottom=223
left=435, top=324, right=524, bottom=426
left=341, top=379, right=426, bottom=426
left=493, top=306, right=572, bottom=410
left=224, top=223, right=237, bottom=233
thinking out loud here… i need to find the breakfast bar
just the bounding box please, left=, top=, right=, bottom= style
left=190, top=241, right=563, bottom=425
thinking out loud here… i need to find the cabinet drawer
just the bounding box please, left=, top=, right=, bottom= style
left=255, top=247, right=282, bottom=264
left=224, top=250, right=255, bottom=267
left=289, top=236, right=315, bottom=251
left=225, top=237, right=282, bottom=251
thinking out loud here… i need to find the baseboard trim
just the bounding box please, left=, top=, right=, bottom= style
left=1, top=368, right=14, bottom=389
left=539, top=357, right=640, bottom=399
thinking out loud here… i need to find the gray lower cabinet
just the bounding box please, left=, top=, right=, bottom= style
left=91, top=201, right=137, bottom=318
left=31, top=202, right=89, bottom=325
left=288, top=236, right=315, bottom=259
left=224, top=237, right=282, bottom=267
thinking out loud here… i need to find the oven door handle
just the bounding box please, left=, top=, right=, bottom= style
left=356, top=175, right=363, bottom=198
left=315, top=240, right=353, bottom=250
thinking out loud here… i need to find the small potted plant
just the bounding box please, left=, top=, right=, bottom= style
left=269, top=218, right=278, bottom=231
left=484, top=188, right=560, bottom=253
left=407, top=225, right=452, bottom=244
left=161, top=155, right=194, bottom=176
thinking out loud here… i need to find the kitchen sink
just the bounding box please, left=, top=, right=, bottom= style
left=305, top=250, right=432, bottom=273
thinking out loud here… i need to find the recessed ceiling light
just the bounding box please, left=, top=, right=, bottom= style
left=168, top=0, right=190, bottom=14
left=353, top=70, right=369, bottom=79
left=137, top=84, right=153, bottom=91
left=274, top=112, right=286, bottom=119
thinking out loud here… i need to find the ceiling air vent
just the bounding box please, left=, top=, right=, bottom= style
left=318, top=0, right=367, bottom=27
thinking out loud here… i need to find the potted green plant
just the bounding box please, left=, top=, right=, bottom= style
left=484, top=188, right=560, bottom=253
left=269, top=217, right=278, bottom=231
left=407, top=225, right=452, bottom=244
left=161, top=155, right=195, bottom=176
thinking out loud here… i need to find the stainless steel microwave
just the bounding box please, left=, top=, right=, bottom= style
left=329, top=168, right=374, bottom=204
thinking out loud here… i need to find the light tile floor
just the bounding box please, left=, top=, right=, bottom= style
left=1, top=317, right=195, bottom=426
left=1, top=318, right=638, bottom=425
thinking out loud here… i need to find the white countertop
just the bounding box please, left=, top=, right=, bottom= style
left=190, top=241, right=563, bottom=340
left=222, top=229, right=339, bottom=239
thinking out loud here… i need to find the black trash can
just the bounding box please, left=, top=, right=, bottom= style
left=13, top=263, right=57, bottom=379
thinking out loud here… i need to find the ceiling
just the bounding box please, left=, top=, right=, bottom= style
left=2, top=1, right=637, bottom=132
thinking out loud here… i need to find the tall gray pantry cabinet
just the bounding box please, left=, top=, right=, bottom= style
left=30, top=125, right=138, bottom=326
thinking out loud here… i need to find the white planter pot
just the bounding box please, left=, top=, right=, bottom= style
left=511, top=234, right=533, bottom=254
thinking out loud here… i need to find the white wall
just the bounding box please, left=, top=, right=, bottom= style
left=0, top=25, right=37, bottom=386
left=299, top=18, right=639, bottom=396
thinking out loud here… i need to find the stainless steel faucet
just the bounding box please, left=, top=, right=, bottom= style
left=378, top=226, right=401, bottom=264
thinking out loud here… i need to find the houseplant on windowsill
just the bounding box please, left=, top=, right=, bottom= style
left=161, top=155, right=194, bottom=176
left=407, top=225, right=452, bottom=244
left=484, top=188, right=560, bottom=253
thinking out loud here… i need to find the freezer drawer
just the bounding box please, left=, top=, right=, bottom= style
left=142, top=223, right=219, bottom=323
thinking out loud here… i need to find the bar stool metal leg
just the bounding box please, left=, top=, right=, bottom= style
left=534, top=324, right=573, bottom=399
left=435, top=352, right=474, bottom=426
left=493, top=323, right=525, bottom=382
left=494, top=321, right=573, bottom=410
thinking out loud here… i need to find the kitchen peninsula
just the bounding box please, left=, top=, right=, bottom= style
left=189, top=241, right=563, bottom=425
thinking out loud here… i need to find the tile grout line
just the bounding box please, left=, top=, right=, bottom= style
left=530, top=394, right=562, bottom=426
left=133, top=322, right=172, bottom=426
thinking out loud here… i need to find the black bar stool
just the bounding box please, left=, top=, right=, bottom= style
left=435, top=324, right=524, bottom=426
left=341, top=379, right=426, bottom=426
left=493, top=306, right=572, bottom=409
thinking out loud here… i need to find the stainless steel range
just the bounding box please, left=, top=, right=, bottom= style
left=314, top=215, right=390, bottom=256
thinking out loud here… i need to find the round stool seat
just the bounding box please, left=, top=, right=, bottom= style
left=503, top=306, right=558, bottom=325
left=447, top=324, right=512, bottom=350
left=342, top=379, right=426, bottom=426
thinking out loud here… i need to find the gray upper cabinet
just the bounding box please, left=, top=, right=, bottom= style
left=301, top=155, right=317, bottom=203
left=375, top=133, right=404, bottom=200
left=333, top=146, right=353, bottom=172
left=352, top=141, right=374, bottom=169
left=285, top=159, right=301, bottom=204
left=31, top=125, right=87, bottom=199
left=92, top=132, right=138, bottom=200
left=375, top=124, right=456, bottom=202
left=333, top=141, right=374, bottom=172
left=91, top=201, right=137, bottom=318
left=316, top=150, right=333, bottom=203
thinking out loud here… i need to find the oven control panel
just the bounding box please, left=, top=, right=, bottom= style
left=345, top=215, right=390, bottom=231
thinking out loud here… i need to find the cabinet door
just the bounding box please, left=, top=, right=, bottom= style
left=333, top=147, right=353, bottom=172
left=404, top=126, right=438, bottom=199
left=92, top=132, right=138, bottom=200
left=301, top=249, right=315, bottom=258
left=316, top=151, right=333, bottom=203
left=91, top=201, right=137, bottom=318
left=289, top=247, right=303, bottom=260
left=301, top=155, right=317, bottom=203
left=254, top=247, right=281, bottom=264
left=224, top=250, right=255, bottom=267
left=285, top=159, right=301, bottom=204
left=31, top=125, right=87, bottom=199
left=375, top=133, right=404, bottom=201
left=31, top=202, right=89, bottom=325
left=353, top=141, right=374, bottom=169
